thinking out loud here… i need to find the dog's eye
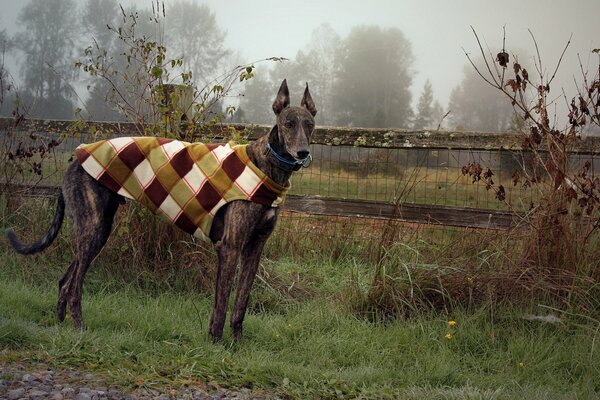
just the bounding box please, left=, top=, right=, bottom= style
left=284, top=120, right=295, bottom=129
left=306, top=122, right=314, bottom=130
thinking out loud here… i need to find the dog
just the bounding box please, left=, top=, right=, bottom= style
left=6, top=79, right=317, bottom=342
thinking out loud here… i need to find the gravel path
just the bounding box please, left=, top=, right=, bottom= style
left=0, top=363, right=269, bottom=400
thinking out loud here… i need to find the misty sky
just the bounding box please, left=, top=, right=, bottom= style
left=1, top=0, right=599, bottom=109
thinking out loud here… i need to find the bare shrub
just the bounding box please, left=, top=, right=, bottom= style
left=355, top=31, right=600, bottom=319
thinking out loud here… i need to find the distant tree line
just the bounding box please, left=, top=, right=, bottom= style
left=233, top=23, right=517, bottom=132
left=0, top=0, right=229, bottom=122
left=0, top=0, right=518, bottom=132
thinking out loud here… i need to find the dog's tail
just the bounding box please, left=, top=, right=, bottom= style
left=6, top=191, right=66, bottom=255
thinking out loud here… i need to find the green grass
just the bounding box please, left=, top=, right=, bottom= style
left=1, top=251, right=599, bottom=399
left=1, top=195, right=599, bottom=398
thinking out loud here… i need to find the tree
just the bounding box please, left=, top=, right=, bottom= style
left=16, top=0, right=79, bottom=119
left=448, top=64, right=515, bottom=132
left=431, top=100, right=444, bottom=129
left=298, top=24, right=340, bottom=125
left=332, top=26, right=414, bottom=128
left=0, top=23, right=12, bottom=110
left=80, top=4, right=174, bottom=122
left=414, top=80, right=439, bottom=129
left=81, top=0, right=123, bottom=120
left=237, top=68, right=274, bottom=124
left=235, top=23, right=340, bottom=126
left=165, top=1, right=230, bottom=87
left=82, top=0, right=118, bottom=51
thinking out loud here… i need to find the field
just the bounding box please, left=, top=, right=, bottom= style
left=1, top=196, right=599, bottom=399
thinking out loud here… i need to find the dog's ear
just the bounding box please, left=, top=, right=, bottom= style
left=272, top=79, right=290, bottom=115
left=301, top=83, right=317, bottom=117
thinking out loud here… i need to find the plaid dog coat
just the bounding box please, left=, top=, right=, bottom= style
left=75, top=137, right=289, bottom=241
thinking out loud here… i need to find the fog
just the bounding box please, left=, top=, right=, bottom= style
left=0, top=0, right=598, bottom=131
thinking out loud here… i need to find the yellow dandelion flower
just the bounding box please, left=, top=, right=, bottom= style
left=519, top=362, right=525, bottom=368
left=445, top=333, right=453, bottom=340
left=467, top=276, right=474, bottom=285
left=448, top=320, right=457, bottom=328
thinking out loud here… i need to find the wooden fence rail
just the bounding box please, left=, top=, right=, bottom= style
left=3, top=117, right=598, bottom=230
left=3, top=117, right=600, bottom=152
left=2, top=183, right=518, bottom=230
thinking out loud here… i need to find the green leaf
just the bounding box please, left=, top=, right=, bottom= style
left=151, top=66, right=163, bottom=78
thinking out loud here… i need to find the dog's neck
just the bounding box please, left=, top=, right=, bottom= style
left=246, top=126, right=294, bottom=186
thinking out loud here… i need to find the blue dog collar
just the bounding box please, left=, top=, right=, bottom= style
left=266, top=143, right=312, bottom=171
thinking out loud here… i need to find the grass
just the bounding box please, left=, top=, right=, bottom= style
left=1, top=249, right=600, bottom=398
left=2, top=196, right=600, bottom=398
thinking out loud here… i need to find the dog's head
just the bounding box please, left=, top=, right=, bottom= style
left=270, top=79, right=317, bottom=163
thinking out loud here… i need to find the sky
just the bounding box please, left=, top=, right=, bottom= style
left=1, top=0, right=599, bottom=110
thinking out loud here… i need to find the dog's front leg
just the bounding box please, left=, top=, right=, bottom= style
left=230, top=235, right=269, bottom=340
left=209, top=240, right=239, bottom=342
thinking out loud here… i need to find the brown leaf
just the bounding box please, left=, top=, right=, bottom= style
left=504, top=79, right=518, bottom=92
left=579, top=160, right=592, bottom=177
left=522, top=68, right=529, bottom=81
left=579, top=96, right=589, bottom=115
left=530, top=126, right=541, bottom=144
left=513, top=62, right=521, bottom=74
left=553, top=169, right=565, bottom=190
left=496, top=185, right=506, bottom=201
left=469, top=163, right=483, bottom=181
left=497, top=52, right=509, bottom=67
left=571, top=97, right=577, bottom=112
left=565, top=187, right=577, bottom=202
left=586, top=204, right=595, bottom=216
left=512, top=170, right=521, bottom=186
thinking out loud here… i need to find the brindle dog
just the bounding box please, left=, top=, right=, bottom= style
left=6, top=79, right=317, bottom=342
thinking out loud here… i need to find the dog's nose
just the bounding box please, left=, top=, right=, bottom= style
left=296, top=150, right=310, bottom=159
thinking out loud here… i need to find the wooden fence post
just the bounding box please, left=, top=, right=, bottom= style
left=160, top=84, right=194, bottom=135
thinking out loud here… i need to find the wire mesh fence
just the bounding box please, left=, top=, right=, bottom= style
left=2, top=118, right=600, bottom=216
left=292, top=144, right=600, bottom=211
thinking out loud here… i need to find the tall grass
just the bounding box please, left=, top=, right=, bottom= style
left=1, top=261, right=599, bottom=399
left=2, top=194, right=600, bottom=397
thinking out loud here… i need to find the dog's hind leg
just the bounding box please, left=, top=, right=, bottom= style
left=61, top=198, right=119, bottom=329
left=57, top=260, right=76, bottom=322
left=58, top=161, right=121, bottom=328
left=66, top=224, right=114, bottom=329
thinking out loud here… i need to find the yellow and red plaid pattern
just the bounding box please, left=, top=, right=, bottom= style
left=75, top=137, right=289, bottom=241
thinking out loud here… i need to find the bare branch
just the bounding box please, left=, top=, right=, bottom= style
left=436, top=109, right=451, bottom=131
left=548, top=34, right=572, bottom=86
left=463, top=50, right=496, bottom=88
left=470, top=26, right=500, bottom=86
left=528, top=29, right=543, bottom=79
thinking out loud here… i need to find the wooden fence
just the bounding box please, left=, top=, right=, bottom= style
left=2, top=117, right=600, bottom=230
